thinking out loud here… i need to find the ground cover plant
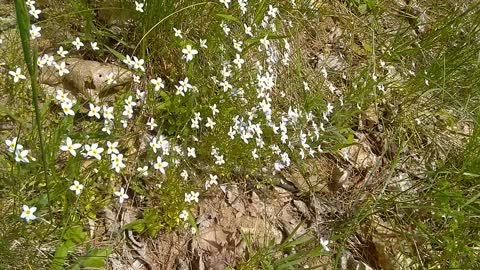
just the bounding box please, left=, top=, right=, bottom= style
left=0, top=0, right=479, bottom=269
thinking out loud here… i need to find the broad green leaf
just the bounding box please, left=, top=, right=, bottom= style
left=80, top=248, right=112, bottom=268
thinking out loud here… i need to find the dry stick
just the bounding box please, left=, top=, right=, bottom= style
left=14, top=0, right=52, bottom=214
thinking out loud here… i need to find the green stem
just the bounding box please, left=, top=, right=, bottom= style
left=14, top=0, right=51, bottom=215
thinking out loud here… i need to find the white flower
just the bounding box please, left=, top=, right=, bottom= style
left=244, top=24, right=253, bottom=37
left=233, top=54, right=245, bottom=69
left=9, top=68, right=26, bottom=83
left=20, top=205, right=37, bottom=221
left=104, top=72, right=116, bottom=85
left=88, top=103, right=101, bottom=119
left=106, top=141, right=119, bottom=155
left=114, top=187, right=129, bottom=203
left=30, top=24, right=41, bottom=39
left=133, top=75, right=141, bottom=83
left=61, top=101, right=75, bottom=116
left=205, top=117, right=216, bottom=129
left=200, top=39, right=207, bottom=48
left=15, top=149, right=30, bottom=163
left=233, top=39, right=243, bottom=52
left=133, top=56, right=145, bottom=72
left=57, top=46, right=68, bottom=57
left=55, top=62, right=69, bottom=76
left=125, top=96, right=137, bottom=107
left=137, top=166, right=149, bottom=176
left=173, top=28, right=183, bottom=38
left=182, top=45, right=198, bottom=62
left=135, top=1, right=144, bottom=12
left=69, top=180, right=84, bottom=195
left=219, top=0, right=231, bottom=8
left=85, top=143, right=104, bottom=160
left=179, top=210, right=189, bottom=221
left=180, top=170, right=188, bottom=180
left=26, top=0, right=36, bottom=7
left=102, top=106, right=114, bottom=121
left=123, top=55, right=133, bottom=67
left=146, top=118, right=157, bottom=130
left=209, top=104, right=219, bottom=116
left=72, top=37, right=84, bottom=50
left=5, top=137, right=23, bottom=153
left=260, top=35, right=270, bottom=49
left=187, top=147, right=196, bottom=158
left=151, top=77, right=164, bottom=91
left=122, top=105, right=134, bottom=119
left=111, top=154, right=126, bottom=173
left=29, top=6, right=41, bottom=19
left=91, top=42, right=99, bottom=50
left=60, top=137, right=82, bottom=156
left=205, top=174, right=218, bottom=190
left=320, top=238, right=330, bottom=252
left=267, top=5, right=278, bottom=18
left=154, top=156, right=168, bottom=174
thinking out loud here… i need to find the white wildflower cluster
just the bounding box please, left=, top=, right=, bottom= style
left=5, top=137, right=31, bottom=163
left=15, top=0, right=340, bottom=225
left=55, top=89, right=76, bottom=116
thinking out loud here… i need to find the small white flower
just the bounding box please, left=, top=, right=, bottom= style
left=57, top=46, right=68, bottom=57
left=72, top=37, right=84, bottom=50
left=106, top=141, right=119, bottom=155
left=151, top=77, right=164, bottom=91
left=233, top=54, right=245, bottom=69
left=5, top=137, right=23, bottom=153
left=179, top=210, right=189, bottom=221
left=123, top=55, right=133, bottom=67
left=69, top=180, right=84, bottom=195
left=209, top=104, right=219, bottom=116
left=60, top=137, right=82, bottom=156
left=133, top=56, right=145, bottom=72
left=8, top=68, right=26, bottom=83
left=219, top=0, right=231, bottom=8
left=111, top=153, right=126, bottom=173
left=125, top=96, right=137, bottom=107
left=55, top=62, right=69, bottom=76
left=91, top=42, right=99, bottom=50
left=85, top=143, right=104, bottom=160
left=180, top=170, right=188, bottom=181
left=114, top=187, right=129, bottom=203
left=153, top=156, right=168, bottom=174
left=135, top=1, right=144, bottom=12
left=122, top=105, right=134, bottom=119
left=187, top=147, right=196, bottom=158
left=30, top=24, right=41, bottom=39
left=88, top=103, right=101, bottom=119
left=182, top=45, right=198, bottom=62
left=29, top=6, right=41, bottom=19
left=173, top=28, right=183, bottom=38
left=61, top=101, right=75, bottom=116
left=200, top=39, right=207, bottom=48
left=137, top=166, right=149, bottom=176
left=146, top=118, right=157, bottom=130
left=14, top=149, right=30, bottom=163
left=244, top=24, right=253, bottom=37
left=133, top=74, right=141, bottom=83
left=205, top=117, right=216, bottom=129
left=320, top=238, right=330, bottom=252
left=102, top=106, right=114, bottom=121
left=21, top=205, right=37, bottom=221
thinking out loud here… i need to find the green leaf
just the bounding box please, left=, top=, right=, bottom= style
left=216, top=13, right=241, bottom=24
left=253, top=0, right=268, bottom=24
left=64, top=227, right=87, bottom=244
left=49, top=240, right=76, bottom=270
left=105, top=45, right=126, bottom=61
left=80, top=248, right=112, bottom=268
